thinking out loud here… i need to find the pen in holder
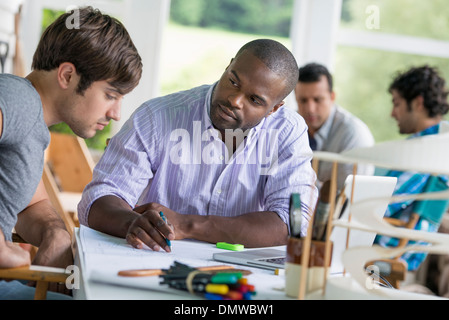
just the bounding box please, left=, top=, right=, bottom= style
left=285, top=237, right=333, bottom=298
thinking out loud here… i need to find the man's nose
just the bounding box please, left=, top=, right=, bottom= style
left=107, top=101, right=121, bottom=121
left=228, top=93, right=244, bottom=109
left=390, top=107, right=396, bottom=119
left=303, top=100, right=316, bottom=113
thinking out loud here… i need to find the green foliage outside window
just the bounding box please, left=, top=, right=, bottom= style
left=170, top=0, right=294, bottom=37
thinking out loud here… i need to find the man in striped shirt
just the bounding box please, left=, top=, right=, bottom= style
left=78, top=39, right=318, bottom=251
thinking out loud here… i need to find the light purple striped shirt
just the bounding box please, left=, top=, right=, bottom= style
left=78, top=84, right=318, bottom=236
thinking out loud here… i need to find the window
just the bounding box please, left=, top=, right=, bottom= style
left=160, top=0, right=293, bottom=95
left=335, top=0, right=449, bottom=142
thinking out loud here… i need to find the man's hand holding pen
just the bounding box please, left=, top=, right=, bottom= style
left=127, top=203, right=176, bottom=252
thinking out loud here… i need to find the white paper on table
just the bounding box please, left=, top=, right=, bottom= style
left=78, top=226, right=235, bottom=293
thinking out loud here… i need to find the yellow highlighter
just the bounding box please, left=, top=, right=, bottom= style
left=205, top=284, right=229, bottom=295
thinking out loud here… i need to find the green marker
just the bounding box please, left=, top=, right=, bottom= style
left=211, top=273, right=242, bottom=284
left=216, top=242, right=244, bottom=251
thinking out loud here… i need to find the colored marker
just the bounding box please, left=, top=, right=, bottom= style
left=159, top=211, right=172, bottom=250
left=226, top=291, right=243, bottom=300
left=204, top=293, right=224, bottom=300
left=210, top=273, right=241, bottom=284
left=205, top=284, right=229, bottom=295
left=216, top=242, right=244, bottom=251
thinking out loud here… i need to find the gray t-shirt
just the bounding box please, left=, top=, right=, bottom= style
left=0, top=74, right=49, bottom=241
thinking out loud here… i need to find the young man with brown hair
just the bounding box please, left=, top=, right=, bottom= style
left=0, top=6, right=142, bottom=299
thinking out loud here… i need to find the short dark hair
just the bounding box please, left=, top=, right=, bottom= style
left=32, top=6, right=142, bottom=95
left=236, top=39, right=299, bottom=100
left=298, top=63, right=333, bottom=92
left=389, top=65, right=449, bottom=117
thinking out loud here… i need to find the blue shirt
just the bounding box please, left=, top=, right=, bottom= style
left=374, top=122, right=449, bottom=271
left=78, top=84, right=318, bottom=237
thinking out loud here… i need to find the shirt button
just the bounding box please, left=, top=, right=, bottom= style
left=217, top=189, right=222, bottom=194
left=219, top=155, right=224, bottom=161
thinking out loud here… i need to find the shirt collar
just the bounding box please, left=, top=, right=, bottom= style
left=204, top=83, right=215, bottom=130
left=409, top=122, right=442, bottom=139
left=315, top=104, right=337, bottom=145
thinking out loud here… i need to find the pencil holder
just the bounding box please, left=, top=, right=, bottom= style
left=285, top=237, right=333, bottom=298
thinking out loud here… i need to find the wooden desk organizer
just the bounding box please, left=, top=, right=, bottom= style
left=285, top=237, right=333, bottom=298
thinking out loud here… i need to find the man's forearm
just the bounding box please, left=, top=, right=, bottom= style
left=15, top=199, right=72, bottom=268
left=88, top=195, right=140, bottom=238
left=88, top=197, right=288, bottom=248
left=180, top=211, right=288, bottom=247
left=15, top=180, right=70, bottom=248
left=15, top=199, right=69, bottom=247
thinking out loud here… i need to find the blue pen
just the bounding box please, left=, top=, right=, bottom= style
left=159, top=211, right=172, bottom=250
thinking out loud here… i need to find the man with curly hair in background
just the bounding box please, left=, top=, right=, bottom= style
left=374, top=65, right=449, bottom=273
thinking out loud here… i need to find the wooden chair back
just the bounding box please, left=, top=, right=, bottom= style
left=43, top=132, right=95, bottom=235
left=46, top=131, right=95, bottom=193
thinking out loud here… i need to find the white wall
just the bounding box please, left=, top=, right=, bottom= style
left=117, top=0, right=170, bottom=134
left=285, top=0, right=342, bottom=110
left=290, top=0, right=342, bottom=72
left=0, top=0, right=23, bottom=74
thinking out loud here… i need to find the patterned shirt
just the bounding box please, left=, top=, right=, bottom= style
left=78, top=84, right=318, bottom=237
left=374, top=122, right=449, bottom=271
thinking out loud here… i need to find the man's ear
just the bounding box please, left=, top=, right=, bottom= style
left=266, top=101, right=284, bottom=117
left=57, top=62, right=77, bottom=90
left=413, top=95, right=425, bottom=111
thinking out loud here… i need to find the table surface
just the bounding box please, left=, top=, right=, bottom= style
left=72, top=226, right=291, bottom=300
left=72, top=226, right=445, bottom=300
